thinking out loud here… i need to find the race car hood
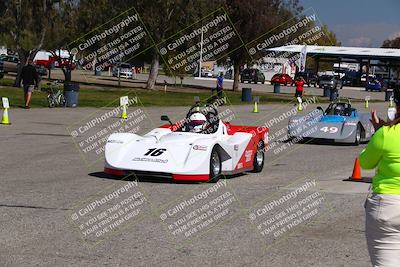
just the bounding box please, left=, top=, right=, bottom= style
left=105, top=129, right=217, bottom=174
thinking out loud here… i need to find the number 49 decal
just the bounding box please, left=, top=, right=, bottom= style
left=144, top=148, right=166, bottom=157
left=320, top=126, right=338, bottom=133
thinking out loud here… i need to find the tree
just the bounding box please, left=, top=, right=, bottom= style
left=136, top=0, right=197, bottom=89
left=44, top=0, right=79, bottom=82
left=224, top=0, right=301, bottom=91
left=0, top=0, right=56, bottom=87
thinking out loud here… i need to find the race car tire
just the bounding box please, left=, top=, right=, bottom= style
left=354, top=124, right=361, bottom=146
left=209, top=147, right=222, bottom=182
left=252, top=140, right=265, bottom=173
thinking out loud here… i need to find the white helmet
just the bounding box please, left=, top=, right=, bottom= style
left=188, top=113, right=207, bottom=133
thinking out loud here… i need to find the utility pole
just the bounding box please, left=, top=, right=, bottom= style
left=198, top=29, right=204, bottom=78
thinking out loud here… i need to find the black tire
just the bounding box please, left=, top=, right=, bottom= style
left=57, top=94, right=66, bottom=107
left=252, top=140, right=265, bottom=173
left=209, top=147, right=222, bottom=182
left=48, top=96, right=55, bottom=108
left=354, top=124, right=361, bottom=146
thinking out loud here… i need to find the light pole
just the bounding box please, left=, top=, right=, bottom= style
left=198, top=29, right=204, bottom=78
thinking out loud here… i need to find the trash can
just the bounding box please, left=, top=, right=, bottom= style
left=64, top=83, right=80, bottom=107
left=323, top=87, right=330, bottom=97
left=242, top=88, right=252, bottom=102
left=329, top=88, right=338, bottom=101
left=273, top=83, right=280, bottom=93
left=385, top=89, right=393, bottom=101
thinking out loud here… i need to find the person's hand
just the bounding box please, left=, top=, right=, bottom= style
left=370, top=110, right=386, bottom=130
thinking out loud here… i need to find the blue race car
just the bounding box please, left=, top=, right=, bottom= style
left=288, top=101, right=375, bottom=145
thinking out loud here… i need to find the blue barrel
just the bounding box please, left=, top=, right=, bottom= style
left=385, top=89, right=393, bottom=101
left=64, top=83, right=80, bottom=107
left=323, top=87, right=330, bottom=97
left=242, top=88, right=252, bottom=102
left=273, top=83, right=280, bottom=93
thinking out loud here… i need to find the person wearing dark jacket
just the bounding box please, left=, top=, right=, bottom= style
left=21, top=59, right=39, bottom=109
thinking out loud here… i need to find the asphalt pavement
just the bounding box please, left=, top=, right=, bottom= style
left=0, top=101, right=389, bottom=266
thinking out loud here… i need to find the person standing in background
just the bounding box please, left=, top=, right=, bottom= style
left=359, top=86, right=400, bottom=267
left=213, top=72, right=224, bottom=99
left=21, top=59, right=39, bottom=109
left=294, top=76, right=305, bottom=99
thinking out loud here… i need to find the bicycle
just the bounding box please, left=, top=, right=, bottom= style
left=46, top=80, right=66, bottom=108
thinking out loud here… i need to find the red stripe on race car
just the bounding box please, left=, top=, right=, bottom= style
left=104, top=167, right=125, bottom=176
left=172, top=174, right=210, bottom=181
left=234, top=139, right=256, bottom=170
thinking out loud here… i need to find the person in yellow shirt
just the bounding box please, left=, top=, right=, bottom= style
left=360, top=87, right=400, bottom=267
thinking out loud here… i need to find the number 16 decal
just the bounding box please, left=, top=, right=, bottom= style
left=144, top=148, right=167, bottom=157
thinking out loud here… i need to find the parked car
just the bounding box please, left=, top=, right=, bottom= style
left=35, top=64, right=48, bottom=77
left=318, top=75, right=343, bottom=90
left=224, top=69, right=233, bottom=79
left=0, top=55, right=47, bottom=77
left=0, top=54, right=19, bottom=73
left=201, top=69, right=213, bottom=78
left=360, top=74, right=376, bottom=84
left=241, top=68, right=265, bottom=84
left=270, top=73, right=293, bottom=86
left=112, top=63, right=133, bottom=78
left=193, top=68, right=213, bottom=78
left=388, top=78, right=400, bottom=89
left=365, top=78, right=384, bottom=92
left=293, top=71, right=317, bottom=87
left=341, top=76, right=358, bottom=87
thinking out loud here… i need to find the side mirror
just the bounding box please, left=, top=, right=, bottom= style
left=161, top=115, right=173, bottom=125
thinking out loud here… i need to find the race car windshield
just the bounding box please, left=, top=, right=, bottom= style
left=325, top=103, right=351, bottom=116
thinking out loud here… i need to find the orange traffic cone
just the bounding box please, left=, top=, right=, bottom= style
left=345, top=158, right=363, bottom=182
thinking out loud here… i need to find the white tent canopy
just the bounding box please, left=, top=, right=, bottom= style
left=266, top=45, right=400, bottom=60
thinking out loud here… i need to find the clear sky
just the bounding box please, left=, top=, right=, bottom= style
left=300, top=0, right=400, bottom=47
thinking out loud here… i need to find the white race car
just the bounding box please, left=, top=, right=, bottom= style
left=104, top=103, right=269, bottom=182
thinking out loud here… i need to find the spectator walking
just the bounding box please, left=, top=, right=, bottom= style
left=21, top=59, right=39, bottom=109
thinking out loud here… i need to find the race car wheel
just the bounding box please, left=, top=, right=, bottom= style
left=209, top=147, right=221, bottom=182
left=354, top=124, right=361, bottom=146
left=252, top=141, right=265, bottom=173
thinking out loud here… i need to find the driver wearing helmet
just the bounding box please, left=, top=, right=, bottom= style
left=187, top=112, right=208, bottom=133
left=333, top=105, right=346, bottom=116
